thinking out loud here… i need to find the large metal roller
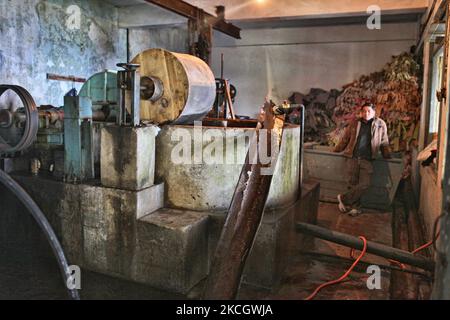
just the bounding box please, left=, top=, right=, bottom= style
left=131, top=48, right=216, bottom=124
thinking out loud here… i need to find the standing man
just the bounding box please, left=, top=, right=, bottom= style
left=333, top=103, right=391, bottom=216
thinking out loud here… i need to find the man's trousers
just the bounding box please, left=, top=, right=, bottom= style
left=341, top=158, right=373, bottom=208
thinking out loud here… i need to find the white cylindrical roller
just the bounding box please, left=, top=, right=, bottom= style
left=131, top=48, right=216, bottom=124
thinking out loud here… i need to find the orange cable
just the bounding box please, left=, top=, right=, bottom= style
left=412, top=241, right=434, bottom=254
left=305, top=236, right=368, bottom=300
left=386, top=231, right=441, bottom=268
left=350, top=247, right=406, bottom=269
left=306, top=230, right=440, bottom=300
left=412, top=231, right=440, bottom=255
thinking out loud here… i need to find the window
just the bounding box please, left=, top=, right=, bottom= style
left=428, top=46, right=444, bottom=145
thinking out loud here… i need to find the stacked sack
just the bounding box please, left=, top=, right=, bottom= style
left=288, top=88, right=341, bottom=144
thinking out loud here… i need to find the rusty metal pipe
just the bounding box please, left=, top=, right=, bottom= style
left=296, top=222, right=435, bottom=271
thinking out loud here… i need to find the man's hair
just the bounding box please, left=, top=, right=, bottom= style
left=361, top=103, right=376, bottom=110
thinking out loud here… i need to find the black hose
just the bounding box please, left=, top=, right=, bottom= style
left=0, top=169, right=80, bottom=300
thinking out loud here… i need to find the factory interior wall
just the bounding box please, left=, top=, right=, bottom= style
left=211, top=22, right=419, bottom=118
left=0, top=0, right=126, bottom=107
left=128, top=25, right=190, bottom=59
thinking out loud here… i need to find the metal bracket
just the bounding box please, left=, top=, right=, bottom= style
left=117, top=63, right=141, bottom=127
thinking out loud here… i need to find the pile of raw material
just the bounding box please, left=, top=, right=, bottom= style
left=288, top=88, right=341, bottom=144
left=329, top=52, right=421, bottom=153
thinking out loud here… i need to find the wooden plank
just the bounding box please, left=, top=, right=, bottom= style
left=203, top=102, right=285, bottom=299
left=145, top=0, right=241, bottom=39
left=390, top=200, right=419, bottom=299
left=224, top=79, right=236, bottom=120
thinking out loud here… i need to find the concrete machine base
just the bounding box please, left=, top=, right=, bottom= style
left=12, top=123, right=310, bottom=295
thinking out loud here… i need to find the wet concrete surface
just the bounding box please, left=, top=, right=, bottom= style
left=0, top=185, right=422, bottom=300
left=0, top=241, right=184, bottom=300
left=239, top=202, right=394, bottom=300
left=0, top=186, right=184, bottom=300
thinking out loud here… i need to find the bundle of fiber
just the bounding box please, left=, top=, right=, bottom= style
left=329, top=52, right=421, bottom=153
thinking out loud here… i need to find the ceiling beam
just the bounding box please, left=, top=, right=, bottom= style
left=144, top=0, right=241, bottom=39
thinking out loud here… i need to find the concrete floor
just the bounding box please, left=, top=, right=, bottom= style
left=239, top=202, right=393, bottom=300
left=0, top=241, right=184, bottom=300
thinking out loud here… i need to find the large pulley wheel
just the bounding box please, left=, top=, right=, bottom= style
left=0, top=85, right=38, bottom=155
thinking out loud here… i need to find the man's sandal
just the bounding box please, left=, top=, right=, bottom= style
left=348, top=208, right=362, bottom=217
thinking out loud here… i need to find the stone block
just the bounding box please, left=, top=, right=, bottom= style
left=156, top=125, right=300, bottom=212
left=296, top=179, right=320, bottom=225
left=101, top=125, right=158, bottom=191
left=134, top=209, right=209, bottom=294
left=13, top=173, right=299, bottom=294
left=12, top=175, right=165, bottom=279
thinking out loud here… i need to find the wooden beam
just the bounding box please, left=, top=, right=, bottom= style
left=436, top=2, right=450, bottom=188
left=432, top=3, right=450, bottom=300
left=203, top=102, right=285, bottom=299
left=390, top=200, right=419, bottom=299
left=416, top=0, right=445, bottom=55
left=144, top=0, right=241, bottom=39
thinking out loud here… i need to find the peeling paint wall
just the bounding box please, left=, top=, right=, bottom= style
left=0, top=0, right=126, bottom=107
left=128, top=26, right=189, bottom=59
